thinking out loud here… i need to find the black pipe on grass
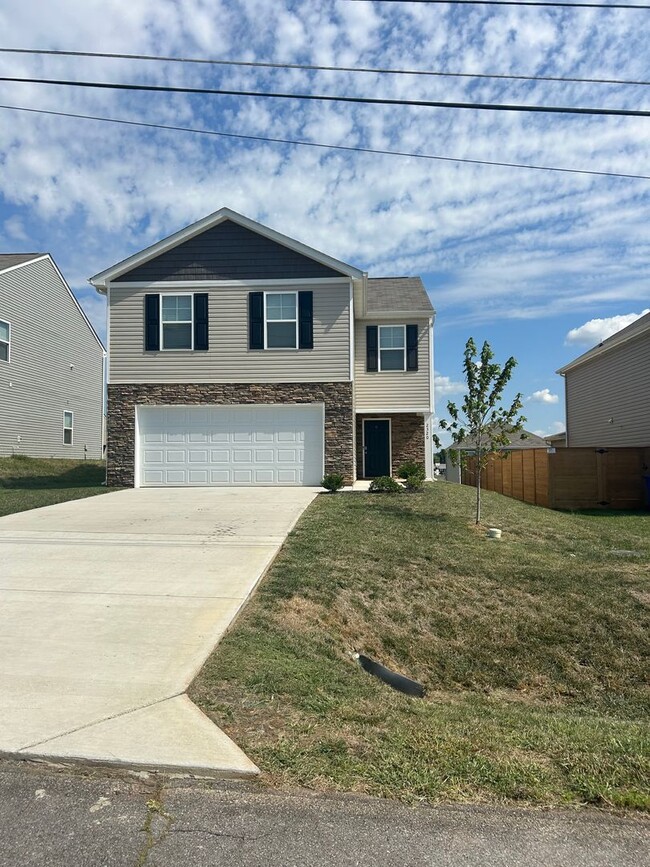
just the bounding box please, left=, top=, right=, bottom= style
left=353, top=653, right=425, bottom=698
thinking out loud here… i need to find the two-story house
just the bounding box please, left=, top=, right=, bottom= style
left=0, top=253, right=105, bottom=458
left=557, top=312, right=650, bottom=448
left=90, top=208, right=434, bottom=487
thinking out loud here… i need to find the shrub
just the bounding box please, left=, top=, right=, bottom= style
left=404, top=470, right=425, bottom=491
left=369, top=475, right=401, bottom=493
left=322, top=473, right=345, bottom=492
left=397, top=461, right=425, bottom=480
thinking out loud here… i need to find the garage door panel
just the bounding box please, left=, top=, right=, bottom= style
left=138, top=405, right=323, bottom=487
left=188, top=450, right=209, bottom=463
left=255, top=449, right=274, bottom=463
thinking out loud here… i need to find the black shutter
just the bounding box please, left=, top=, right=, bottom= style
left=366, top=325, right=378, bottom=372
left=298, top=291, right=313, bottom=350
left=144, top=294, right=160, bottom=351
left=249, top=292, right=264, bottom=350
left=193, top=293, right=209, bottom=351
left=406, top=324, right=418, bottom=371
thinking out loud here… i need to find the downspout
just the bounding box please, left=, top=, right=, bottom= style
left=425, top=312, right=436, bottom=480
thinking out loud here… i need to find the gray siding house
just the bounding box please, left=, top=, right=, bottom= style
left=91, top=208, right=435, bottom=488
left=557, top=312, right=650, bottom=447
left=0, top=254, right=105, bottom=459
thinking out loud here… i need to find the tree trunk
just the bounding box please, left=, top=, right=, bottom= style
left=475, top=447, right=482, bottom=524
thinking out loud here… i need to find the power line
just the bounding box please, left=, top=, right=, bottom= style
left=1, top=76, right=649, bottom=117
left=1, top=47, right=649, bottom=88
left=1, top=103, right=648, bottom=180
left=343, top=0, right=650, bottom=8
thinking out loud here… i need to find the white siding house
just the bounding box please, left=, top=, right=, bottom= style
left=0, top=254, right=105, bottom=459
left=90, top=208, right=435, bottom=487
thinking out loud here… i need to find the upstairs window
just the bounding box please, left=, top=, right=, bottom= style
left=265, top=292, right=297, bottom=349
left=161, top=295, right=193, bottom=350
left=379, top=325, right=406, bottom=371
left=0, top=320, right=10, bottom=362
left=63, top=411, right=74, bottom=445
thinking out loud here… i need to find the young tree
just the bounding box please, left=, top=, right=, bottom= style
left=439, top=338, right=526, bottom=524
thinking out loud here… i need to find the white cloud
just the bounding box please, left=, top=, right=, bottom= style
left=565, top=309, right=650, bottom=346
left=528, top=388, right=559, bottom=404
left=3, top=215, right=29, bottom=242
left=0, top=0, right=648, bottom=335
left=533, top=421, right=565, bottom=437
left=434, top=373, right=467, bottom=396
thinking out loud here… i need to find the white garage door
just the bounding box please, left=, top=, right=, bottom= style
left=137, top=404, right=324, bottom=487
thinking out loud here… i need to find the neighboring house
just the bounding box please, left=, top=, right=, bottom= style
left=0, top=254, right=105, bottom=459
left=445, top=428, right=548, bottom=483
left=557, top=312, right=650, bottom=448
left=545, top=431, right=567, bottom=448
left=90, top=208, right=435, bottom=488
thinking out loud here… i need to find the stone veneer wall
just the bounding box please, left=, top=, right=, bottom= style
left=356, top=412, right=425, bottom=478
left=107, top=382, right=354, bottom=487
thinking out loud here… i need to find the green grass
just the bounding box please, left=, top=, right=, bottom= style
left=0, top=455, right=110, bottom=516
left=190, top=482, right=650, bottom=810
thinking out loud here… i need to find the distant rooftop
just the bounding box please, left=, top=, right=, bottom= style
left=453, top=428, right=550, bottom=451
left=366, top=277, right=434, bottom=314
left=0, top=253, right=45, bottom=272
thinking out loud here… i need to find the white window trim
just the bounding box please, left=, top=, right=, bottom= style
left=264, top=290, right=299, bottom=351
left=378, top=324, right=406, bottom=372
left=0, top=319, right=10, bottom=363
left=159, top=292, right=194, bottom=352
left=63, top=410, right=74, bottom=446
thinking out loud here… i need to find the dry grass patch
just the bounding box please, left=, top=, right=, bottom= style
left=191, top=483, right=649, bottom=810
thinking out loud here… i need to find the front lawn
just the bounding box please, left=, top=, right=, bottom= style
left=191, top=482, right=650, bottom=810
left=0, top=455, right=109, bottom=517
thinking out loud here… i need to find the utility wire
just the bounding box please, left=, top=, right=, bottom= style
left=343, top=0, right=650, bottom=8
left=1, top=76, right=649, bottom=117
left=1, top=47, right=648, bottom=88
left=1, top=103, right=648, bottom=180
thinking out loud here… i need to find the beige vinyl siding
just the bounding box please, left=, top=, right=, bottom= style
left=354, top=319, right=431, bottom=411
left=109, top=282, right=351, bottom=383
left=565, top=332, right=650, bottom=447
left=0, top=258, right=104, bottom=458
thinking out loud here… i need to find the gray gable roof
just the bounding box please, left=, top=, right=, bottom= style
left=453, top=428, right=550, bottom=451
left=0, top=253, right=45, bottom=272
left=366, top=277, right=434, bottom=314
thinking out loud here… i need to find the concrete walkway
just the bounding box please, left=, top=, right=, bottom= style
left=0, top=487, right=318, bottom=775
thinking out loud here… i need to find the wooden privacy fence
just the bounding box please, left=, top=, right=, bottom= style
left=462, top=447, right=650, bottom=510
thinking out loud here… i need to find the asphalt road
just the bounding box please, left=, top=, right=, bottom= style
left=1, top=760, right=647, bottom=867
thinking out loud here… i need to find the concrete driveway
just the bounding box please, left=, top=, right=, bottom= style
left=0, top=487, right=318, bottom=775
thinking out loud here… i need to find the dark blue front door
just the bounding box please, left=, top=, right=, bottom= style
left=364, top=419, right=391, bottom=477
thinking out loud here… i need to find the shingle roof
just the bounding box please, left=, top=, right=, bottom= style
left=0, top=253, right=45, bottom=272
left=366, top=277, right=434, bottom=314
left=453, top=428, right=550, bottom=451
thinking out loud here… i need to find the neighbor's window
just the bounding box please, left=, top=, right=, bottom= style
left=379, top=325, right=406, bottom=371
left=63, top=411, right=74, bottom=446
left=161, top=295, right=193, bottom=350
left=0, top=319, right=10, bottom=362
left=265, top=292, right=297, bottom=349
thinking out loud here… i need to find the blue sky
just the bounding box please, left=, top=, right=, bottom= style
left=1, top=0, right=649, bottom=442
